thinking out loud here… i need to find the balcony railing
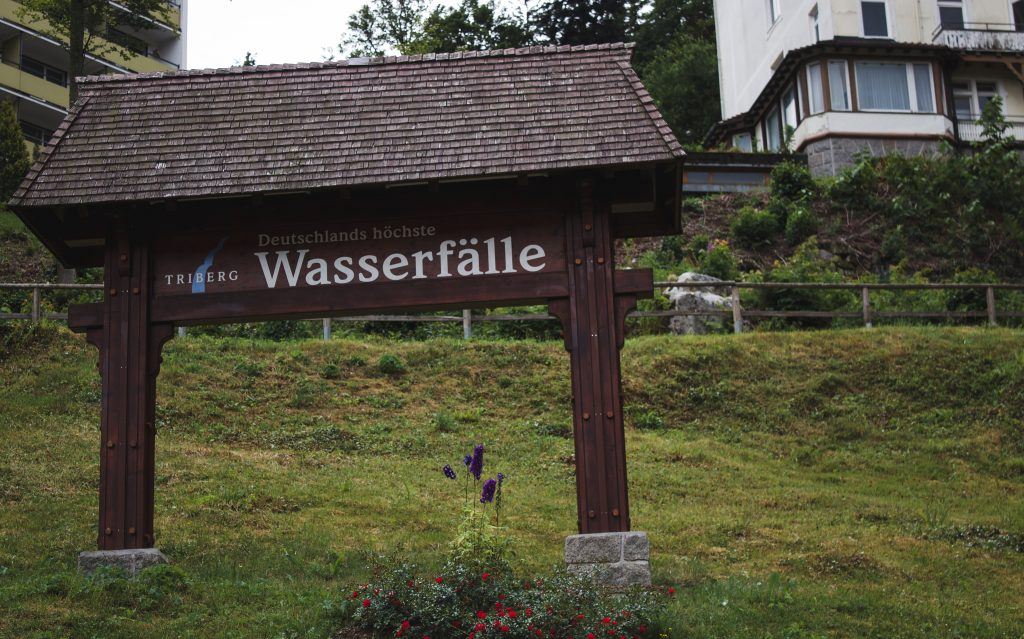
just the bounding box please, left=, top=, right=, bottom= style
left=933, top=22, right=1024, bottom=51
left=957, top=116, right=1024, bottom=142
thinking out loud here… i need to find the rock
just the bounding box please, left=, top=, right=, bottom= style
left=564, top=531, right=652, bottom=587
left=665, top=272, right=732, bottom=335
left=77, top=548, right=168, bottom=577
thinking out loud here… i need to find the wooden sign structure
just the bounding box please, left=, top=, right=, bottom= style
left=8, top=44, right=684, bottom=555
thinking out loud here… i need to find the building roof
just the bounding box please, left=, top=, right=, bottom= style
left=9, top=43, right=683, bottom=209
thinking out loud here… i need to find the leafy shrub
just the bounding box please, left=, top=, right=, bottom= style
left=730, top=206, right=777, bottom=248
left=320, top=362, right=342, bottom=379
left=433, top=411, right=457, bottom=433
left=699, top=240, right=739, bottom=281
left=378, top=354, right=406, bottom=375
left=770, top=160, right=815, bottom=201
left=688, top=233, right=710, bottom=261
left=633, top=409, right=667, bottom=431
left=785, top=207, right=818, bottom=246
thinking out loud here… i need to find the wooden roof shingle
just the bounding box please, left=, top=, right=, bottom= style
left=10, top=43, right=683, bottom=208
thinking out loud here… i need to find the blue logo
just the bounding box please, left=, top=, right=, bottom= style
left=192, top=237, right=229, bottom=294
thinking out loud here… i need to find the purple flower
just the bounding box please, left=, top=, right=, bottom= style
left=480, top=478, right=497, bottom=503
left=443, top=464, right=456, bottom=480
left=469, top=444, right=484, bottom=481
left=463, top=454, right=472, bottom=467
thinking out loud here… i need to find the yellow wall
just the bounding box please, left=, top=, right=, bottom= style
left=0, top=0, right=177, bottom=75
left=831, top=0, right=1014, bottom=42
left=0, top=60, right=68, bottom=107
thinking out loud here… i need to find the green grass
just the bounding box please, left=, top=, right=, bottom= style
left=1, top=326, right=1022, bottom=638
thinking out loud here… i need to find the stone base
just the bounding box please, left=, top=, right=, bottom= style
left=564, top=531, right=651, bottom=587
left=77, top=548, right=168, bottom=577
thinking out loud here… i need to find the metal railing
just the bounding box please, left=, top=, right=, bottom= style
left=932, top=22, right=1024, bottom=50
left=3, top=280, right=1023, bottom=339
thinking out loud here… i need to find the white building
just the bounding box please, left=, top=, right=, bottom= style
left=706, top=0, right=1024, bottom=174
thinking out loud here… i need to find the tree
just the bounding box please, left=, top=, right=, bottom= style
left=18, top=0, right=171, bottom=103
left=633, top=0, right=714, bottom=67
left=412, top=0, right=532, bottom=54
left=529, top=0, right=642, bottom=46
left=342, top=0, right=428, bottom=57
left=341, top=0, right=529, bottom=57
left=0, top=100, right=31, bottom=204
left=639, top=35, right=720, bottom=145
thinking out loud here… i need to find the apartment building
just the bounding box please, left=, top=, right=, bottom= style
left=707, top=0, right=1024, bottom=175
left=0, top=0, right=186, bottom=154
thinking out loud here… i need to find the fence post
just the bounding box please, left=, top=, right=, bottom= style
left=861, top=287, right=872, bottom=328
left=462, top=309, right=473, bottom=339
left=31, top=286, right=40, bottom=323
left=731, top=286, right=742, bottom=334
left=322, top=318, right=332, bottom=341
left=986, top=287, right=997, bottom=327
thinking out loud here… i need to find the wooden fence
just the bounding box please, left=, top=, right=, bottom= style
left=2, top=280, right=1023, bottom=338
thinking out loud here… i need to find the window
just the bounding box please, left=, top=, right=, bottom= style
left=855, top=62, right=936, bottom=112
left=810, top=5, right=821, bottom=42
left=765, top=108, right=782, bottom=151
left=20, top=120, right=52, bottom=146
left=953, top=80, right=1002, bottom=118
left=20, top=56, right=68, bottom=87
left=732, top=133, right=753, bottom=152
left=861, top=1, right=890, bottom=37
left=767, top=0, right=781, bottom=26
left=807, top=63, right=825, bottom=113
left=938, top=1, right=965, bottom=29
left=1014, top=1, right=1024, bottom=32
left=913, top=64, right=935, bottom=112
left=828, top=60, right=851, bottom=110
left=782, top=84, right=799, bottom=130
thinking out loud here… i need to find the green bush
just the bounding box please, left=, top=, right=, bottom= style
left=699, top=240, right=739, bottom=281
left=785, top=207, right=818, bottom=246
left=770, top=160, right=815, bottom=201
left=378, top=353, right=406, bottom=375
left=320, top=362, right=342, bottom=379
left=433, top=411, right=457, bottom=433
left=731, top=206, right=778, bottom=248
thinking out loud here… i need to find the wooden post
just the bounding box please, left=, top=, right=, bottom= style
left=94, top=226, right=174, bottom=550
left=462, top=309, right=472, bottom=339
left=731, top=286, right=742, bottom=334
left=322, top=318, right=331, bottom=341
left=550, top=179, right=632, bottom=534
left=986, top=286, right=997, bottom=327
left=31, top=286, right=40, bottom=323
left=862, top=286, right=872, bottom=328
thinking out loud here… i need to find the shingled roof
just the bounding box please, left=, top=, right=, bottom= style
left=10, top=43, right=682, bottom=209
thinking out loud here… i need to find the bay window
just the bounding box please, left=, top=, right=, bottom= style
left=765, top=108, right=782, bottom=151
left=854, top=62, right=935, bottom=112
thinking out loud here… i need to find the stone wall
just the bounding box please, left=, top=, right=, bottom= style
left=803, top=136, right=945, bottom=176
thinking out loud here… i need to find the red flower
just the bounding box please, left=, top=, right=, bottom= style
left=601, top=617, right=612, bottom=625
left=401, top=621, right=411, bottom=630
left=587, top=634, right=596, bottom=639
left=435, top=577, right=443, bottom=584
left=362, top=599, right=371, bottom=608
left=667, top=587, right=676, bottom=595
left=638, top=626, right=647, bottom=634
left=469, top=633, right=476, bottom=639
left=500, top=626, right=510, bottom=633
left=525, top=609, right=533, bottom=617
left=498, top=594, right=506, bottom=600
left=482, top=573, right=490, bottom=581
left=407, top=581, right=414, bottom=588
left=351, top=590, right=360, bottom=599
left=477, top=611, right=488, bottom=619
left=475, top=624, right=486, bottom=632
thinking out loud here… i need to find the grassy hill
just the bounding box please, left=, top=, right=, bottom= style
left=0, top=326, right=1023, bottom=638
